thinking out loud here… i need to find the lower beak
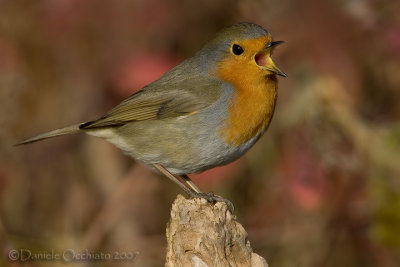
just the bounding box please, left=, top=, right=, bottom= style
left=255, top=41, right=287, bottom=78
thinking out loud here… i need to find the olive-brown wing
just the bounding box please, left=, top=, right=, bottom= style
left=79, top=76, right=222, bottom=129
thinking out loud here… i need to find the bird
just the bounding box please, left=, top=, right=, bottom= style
left=16, top=22, right=286, bottom=208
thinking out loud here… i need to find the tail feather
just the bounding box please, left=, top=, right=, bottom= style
left=15, top=123, right=83, bottom=146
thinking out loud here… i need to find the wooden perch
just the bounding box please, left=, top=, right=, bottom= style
left=165, top=195, right=268, bottom=267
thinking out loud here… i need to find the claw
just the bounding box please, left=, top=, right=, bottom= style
left=187, top=191, right=235, bottom=213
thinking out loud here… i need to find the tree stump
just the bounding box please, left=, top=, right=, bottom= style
left=165, top=195, right=268, bottom=267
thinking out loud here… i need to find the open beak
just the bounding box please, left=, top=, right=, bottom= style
left=255, top=41, right=287, bottom=78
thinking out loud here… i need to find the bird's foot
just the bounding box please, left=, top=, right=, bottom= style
left=188, top=191, right=235, bottom=213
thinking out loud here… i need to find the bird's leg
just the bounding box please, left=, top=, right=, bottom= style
left=152, top=164, right=235, bottom=212
left=179, top=174, right=201, bottom=193
left=152, top=163, right=194, bottom=196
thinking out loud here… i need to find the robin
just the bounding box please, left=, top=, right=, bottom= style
left=17, top=22, right=287, bottom=208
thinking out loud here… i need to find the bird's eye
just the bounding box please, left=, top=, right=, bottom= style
left=232, top=44, right=244, bottom=55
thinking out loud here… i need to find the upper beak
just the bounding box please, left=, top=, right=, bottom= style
left=255, top=41, right=288, bottom=78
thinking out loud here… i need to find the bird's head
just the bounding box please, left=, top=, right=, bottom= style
left=198, top=23, right=287, bottom=81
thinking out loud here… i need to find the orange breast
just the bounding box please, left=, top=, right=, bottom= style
left=215, top=43, right=278, bottom=145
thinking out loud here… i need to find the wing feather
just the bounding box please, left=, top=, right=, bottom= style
left=80, top=76, right=221, bottom=129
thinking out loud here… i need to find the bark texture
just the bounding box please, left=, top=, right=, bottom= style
left=165, top=195, right=268, bottom=267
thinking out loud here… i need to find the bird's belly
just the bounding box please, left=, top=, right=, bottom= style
left=94, top=114, right=260, bottom=175
left=165, top=132, right=261, bottom=174
left=90, top=87, right=268, bottom=175
left=91, top=84, right=271, bottom=175
left=110, top=124, right=256, bottom=175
